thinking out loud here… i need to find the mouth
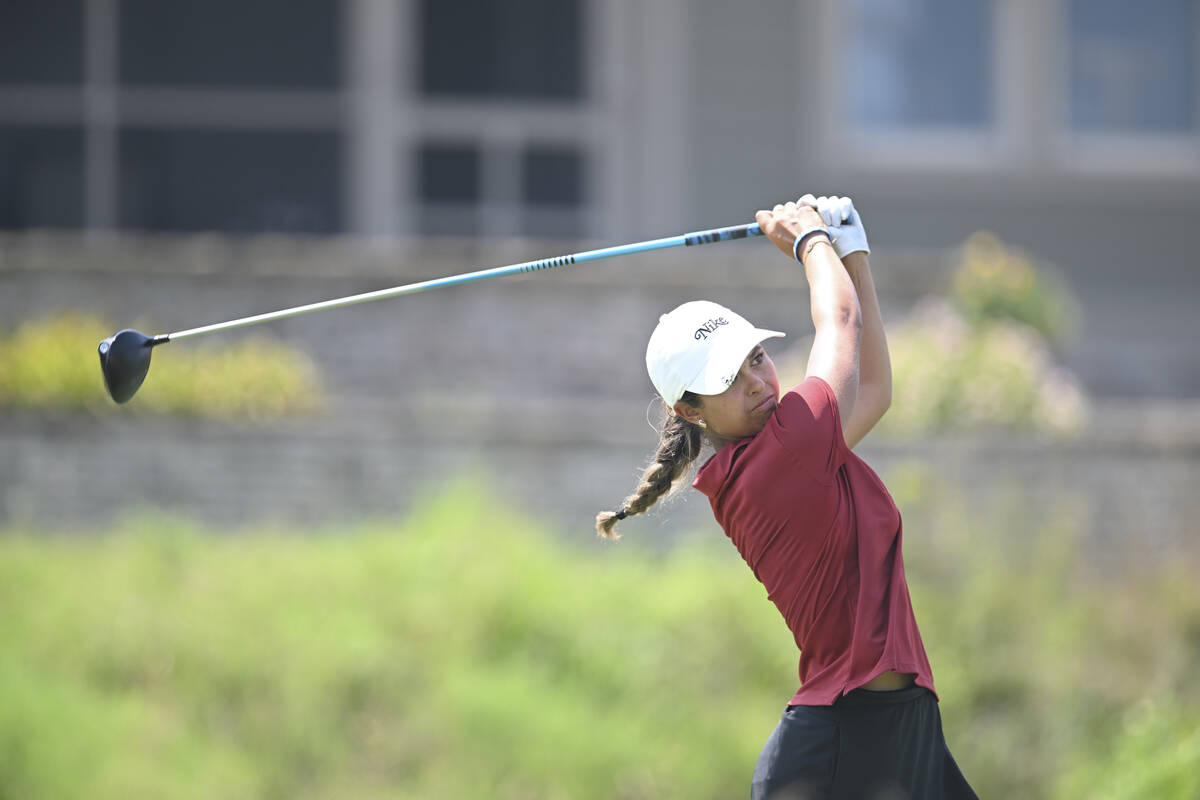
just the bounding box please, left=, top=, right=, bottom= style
left=753, top=396, right=777, bottom=414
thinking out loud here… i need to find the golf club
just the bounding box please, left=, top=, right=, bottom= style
left=98, top=221, right=765, bottom=403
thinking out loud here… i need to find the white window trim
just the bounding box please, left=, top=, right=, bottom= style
left=0, top=0, right=638, bottom=240
left=812, top=0, right=1018, bottom=173
left=811, top=0, right=1200, bottom=177
left=393, top=0, right=631, bottom=241
left=1051, top=0, right=1200, bottom=176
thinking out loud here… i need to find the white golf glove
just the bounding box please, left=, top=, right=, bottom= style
left=798, top=194, right=870, bottom=257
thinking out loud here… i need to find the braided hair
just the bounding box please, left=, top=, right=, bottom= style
left=596, top=391, right=705, bottom=539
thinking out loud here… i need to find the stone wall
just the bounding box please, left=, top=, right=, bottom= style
left=4, top=407, right=1198, bottom=564
left=2, top=233, right=1197, bottom=557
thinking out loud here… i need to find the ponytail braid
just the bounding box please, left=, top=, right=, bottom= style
left=596, top=392, right=706, bottom=539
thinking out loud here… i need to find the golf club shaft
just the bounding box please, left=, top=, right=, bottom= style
left=164, top=222, right=764, bottom=341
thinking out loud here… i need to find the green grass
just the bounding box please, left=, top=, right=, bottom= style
left=2, top=480, right=1197, bottom=799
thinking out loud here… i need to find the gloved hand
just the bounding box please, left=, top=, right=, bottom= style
left=798, top=194, right=870, bottom=257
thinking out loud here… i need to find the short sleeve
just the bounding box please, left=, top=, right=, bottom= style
left=769, top=376, right=850, bottom=480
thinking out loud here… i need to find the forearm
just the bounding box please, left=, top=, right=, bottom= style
left=804, top=240, right=861, bottom=332
left=800, top=238, right=862, bottom=420
left=754, top=201, right=862, bottom=418
left=842, top=252, right=890, bottom=399
left=840, top=252, right=890, bottom=448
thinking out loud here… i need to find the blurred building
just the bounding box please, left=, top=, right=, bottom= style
left=2, top=0, right=1198, bottom=529
left=1, top=0, right=1195, bottom=236
left=2, top=0, right=1198, bottom=394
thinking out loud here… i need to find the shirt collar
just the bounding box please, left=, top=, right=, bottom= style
left=692, top=439, right=749, bottom=498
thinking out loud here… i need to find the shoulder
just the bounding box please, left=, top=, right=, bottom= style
left=774, top=376, right=840, bottom=432
left=768, top=376, right=849, bottom=477
left=695, top=378, right=847, bottom=498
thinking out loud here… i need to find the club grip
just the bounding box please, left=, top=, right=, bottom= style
left=683, top=223, right=762, bottom=247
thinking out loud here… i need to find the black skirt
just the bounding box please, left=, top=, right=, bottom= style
left=751, top=685, right=977, bottom=800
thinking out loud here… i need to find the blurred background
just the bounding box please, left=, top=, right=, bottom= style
left=2, top=1, right=1199, bottom=798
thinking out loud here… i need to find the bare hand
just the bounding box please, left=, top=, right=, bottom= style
left=755, top=200, right=827, bottom=261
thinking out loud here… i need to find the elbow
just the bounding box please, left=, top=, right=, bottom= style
left=822, top=299, right=862, bottom=335
left=865, top=378, right=892, bottom=417
left=858, top=376, right=891, bottom=423
left=864, top=383, right=892, bottom=429
left=878, top=381, right=892, bottom=412
left=836, top=303, right=862, bottom=332
left=817, top=306, right=862, bottom=358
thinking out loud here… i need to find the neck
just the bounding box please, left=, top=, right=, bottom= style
left=705, top=432, right=737, bottom=451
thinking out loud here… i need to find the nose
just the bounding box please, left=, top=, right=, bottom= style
left=742, top=364, right=764, bottom=394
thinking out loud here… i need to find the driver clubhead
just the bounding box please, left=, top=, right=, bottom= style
left=98, top=329, right=160, bottom=403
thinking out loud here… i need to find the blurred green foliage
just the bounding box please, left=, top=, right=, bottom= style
left=2, top=480, right=1197, bottom=799
left=0, top=314, right=323, bottom=419
left=951, top=231, right=1080, bottom=349
left=889, top=463, right=1200, bottom=799
left=881, top=299, right=1089, bottom=436
left=780, top=232, right=1089, bottom=436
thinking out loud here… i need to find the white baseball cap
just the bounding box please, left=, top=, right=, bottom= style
left=645, top=300, right=785, bottom=406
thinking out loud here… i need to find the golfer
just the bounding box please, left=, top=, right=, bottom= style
left=597, top=196, right=976, bottom=799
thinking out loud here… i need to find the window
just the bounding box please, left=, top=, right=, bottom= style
left=412, top=142, right=586, bottom=237
left=521, top=145, right=584, bottom=236
left=0, top=1, right=84, bottom=85
left=415, top=142, right=481, bottom=235
left=418, top=0, right=583, bottom=100
left=119, top=129, right=341, bottom=233
left=0, top=127, right=84, bottom=228
left=410, top=1, right=592, bottom=238
left=418, top=143, right=482, bottom=204
left=846, top=0, right=992, bottom=129
left=1069, top=0, right=1196, bottom=133
left=119, top=0, right=341, bottom=88
left=522, top=146, right=583, bottom=208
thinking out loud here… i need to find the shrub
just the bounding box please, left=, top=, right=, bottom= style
left=1056, top=699, right=1200, bottom=800
left=776, top=233, right=1089, bottom=437
left=951, top=231, right=1079, bottom=349
left=0, top=314, right=324, bottom=419
left=889, top=463, right=1200, bottom=799
left=879, top=299, right=1088, bottom=436
left=1, top=481, right=1197, bottom=799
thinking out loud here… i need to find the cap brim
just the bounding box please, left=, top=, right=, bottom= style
left=685, top=327, right=785, bottom=397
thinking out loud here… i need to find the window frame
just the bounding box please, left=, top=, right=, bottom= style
left=815, top=0, right=1200, bottom=177
left=818, top=0, right=1010, bottom=172
left=402, top=0, right=600, bottom=239
left=1054, top=0, right=1200, bottom=176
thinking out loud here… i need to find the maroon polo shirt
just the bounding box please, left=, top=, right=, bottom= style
left=693, top=376, right=936, bottom=706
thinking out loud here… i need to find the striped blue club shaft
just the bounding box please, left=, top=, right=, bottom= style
left=165, top=222, right=764, bottom=341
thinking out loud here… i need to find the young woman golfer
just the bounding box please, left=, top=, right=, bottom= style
left=597, top=195, right=976, bottom=799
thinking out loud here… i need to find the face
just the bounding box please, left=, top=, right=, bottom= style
left=674, top=344, right=780, bottom=443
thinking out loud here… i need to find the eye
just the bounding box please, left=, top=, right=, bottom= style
left=750, top=349, right=764, bottom=366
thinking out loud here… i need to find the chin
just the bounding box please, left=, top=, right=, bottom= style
left=746, top=415, right=773, bottom=436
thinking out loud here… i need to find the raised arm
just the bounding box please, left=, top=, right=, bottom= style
left=803, top=197, right=889, bottom=448
left=796, top=196, right=892, bottom=448
left=840, top=251, right=891, bottom=448
left=756, top=200, right=862, bottom=422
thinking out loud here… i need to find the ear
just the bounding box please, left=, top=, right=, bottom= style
left=673, top=398, right=703, bottom=427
